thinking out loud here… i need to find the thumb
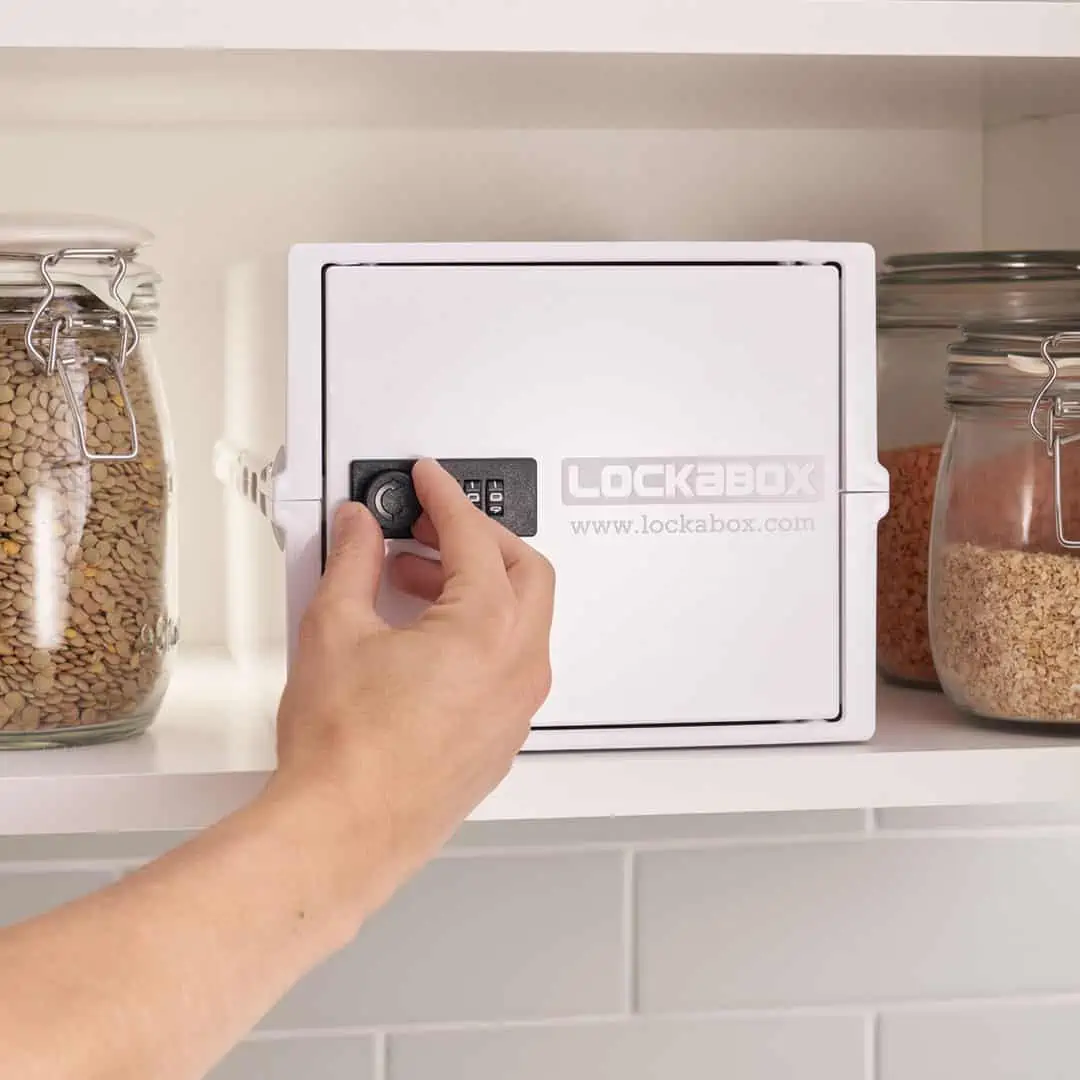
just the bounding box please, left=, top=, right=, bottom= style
left=317, top=502, right=386, bottom=631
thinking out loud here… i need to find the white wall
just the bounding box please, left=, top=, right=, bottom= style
left=0, top=124, right=981, bottom=650
left=985, top=111, right=1080, bottom=250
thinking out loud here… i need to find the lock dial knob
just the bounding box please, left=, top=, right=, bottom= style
left=364, top=469, right=421, bottom=534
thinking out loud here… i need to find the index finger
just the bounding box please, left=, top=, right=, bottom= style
left=411, top=459, right=512, bottom=592
left=411, top=467, right=549, bottom=605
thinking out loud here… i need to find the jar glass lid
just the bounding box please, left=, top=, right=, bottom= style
left=946, top=318, right=1080, bottom=419
left=0, top=214, right=159, bottom=302
left=949, top=318, right=1080, bottom=371
left=948, top=318, right=1080, bottom=548
left=0, top=216, right=157, bottom=461
left=0, top=213, right=154, bottom=255
left=878, top=251, right=1080, bottom=330
left=884, top=251, right=1080, bottom=283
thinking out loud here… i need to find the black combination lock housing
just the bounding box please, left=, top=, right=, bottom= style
left=350, top=458, right=539, bottom=539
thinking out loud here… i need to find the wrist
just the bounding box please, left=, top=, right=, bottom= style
left=251, top=773, right=399, bottom=951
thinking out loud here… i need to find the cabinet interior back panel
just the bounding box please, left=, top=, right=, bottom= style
left=985, top=113, right=1080, bottom=251
left=0, top=126, right=981, bottom=647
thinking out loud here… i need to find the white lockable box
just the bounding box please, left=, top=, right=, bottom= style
left=240, top=242, right=888, bottom=750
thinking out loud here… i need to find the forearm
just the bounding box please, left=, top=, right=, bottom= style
left=0, top=472, right=552, bottom=1080
left=0, top=782, right=386, bottom=1080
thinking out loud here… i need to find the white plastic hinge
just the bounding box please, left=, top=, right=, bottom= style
left=213, top=440, right=287, bottom=552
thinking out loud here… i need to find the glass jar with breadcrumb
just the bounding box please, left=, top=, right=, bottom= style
left=0, top=216, right=176, bottom=747
left=929, top=319, right=1080, bottom=726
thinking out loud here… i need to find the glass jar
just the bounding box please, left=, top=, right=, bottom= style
left=929, top=320, right=1080, bottom=726
left=877, top=252, right=1080, bottom=689
left=0, top=217, right=177, bottom=747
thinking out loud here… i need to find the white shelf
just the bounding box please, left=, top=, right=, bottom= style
left=3, top=1, right=1080, bottom=57
left=3, top=654, right=1080, bottom=836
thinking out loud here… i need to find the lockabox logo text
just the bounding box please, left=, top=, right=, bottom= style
left=561, top=456, right=825, bottom=506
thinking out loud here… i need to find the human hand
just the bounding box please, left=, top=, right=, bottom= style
left=270, top=459, right=555, bottom=920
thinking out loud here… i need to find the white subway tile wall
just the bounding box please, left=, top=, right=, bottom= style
left=262, top=851, right=627, bottom=1029
left=637, top=835, right=1080, bottom=1009
left=210, top=1037, right=376, bottom=1080
left=0, top=870, right=115, bottom=924
left=880, top=1001, right=1080, bottom=1080
left=387, top=1015, right=868, bottom=1080
left=0, top=831, right=193, bottom=864
left=6, top=807, right=1080, bottom=1079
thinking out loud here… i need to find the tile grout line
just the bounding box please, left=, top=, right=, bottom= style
left=248, top=1014, right=635, bottom=1042
left=249, top=986, right=1080, bottom=1041
left=374, top=1031, right=388, bottom=1080
left=433, top=834, right=868, bottom=861
left=621, top=847, right=638, bottom=1015
left=436, top=823, right=1080, bottom=859
left=0, top=859, right=148, bottom=876
left=13, top=815, right=1080, bottom=873
left=867, top=1011, right=880, bottom=1080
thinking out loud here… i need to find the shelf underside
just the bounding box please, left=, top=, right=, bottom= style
left=4, top=50, right=1080, bottom=130
left=1, top=655, right=1080, bottom=836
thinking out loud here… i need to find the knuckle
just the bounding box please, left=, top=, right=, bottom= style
left=297, top=601, right=339, bottom=649
left=328, top=539, right=359, bottom=565
left=297, top=608, right=327, bottom=649
left=539, top=659, right=553, bottom=698
left=530, top=659, right=554, bottom=707
left=436, top=633, right=489, bottom=679
left=327, top=531, right=372, bottom=570
left=466, top=586, right=515, bottom=639
left=511, top=714, right=532, bottom=752
left=445, top=499, right=479, bottom=528
left=533, top=552, right=556, bottom=591
left=477, top=602, right=516, bottom=646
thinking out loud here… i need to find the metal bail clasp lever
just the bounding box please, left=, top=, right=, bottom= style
left=1029, top=331, right=1080, bottom=551
left=23, top=248, right=141, bottom=464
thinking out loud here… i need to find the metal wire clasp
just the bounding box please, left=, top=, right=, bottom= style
left=23, top=248, right=140, bottom=463
left=1028, top=331, right=1080, bottom=550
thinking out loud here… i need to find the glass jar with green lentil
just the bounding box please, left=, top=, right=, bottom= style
left=0, top=217, right=177, bottom=746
